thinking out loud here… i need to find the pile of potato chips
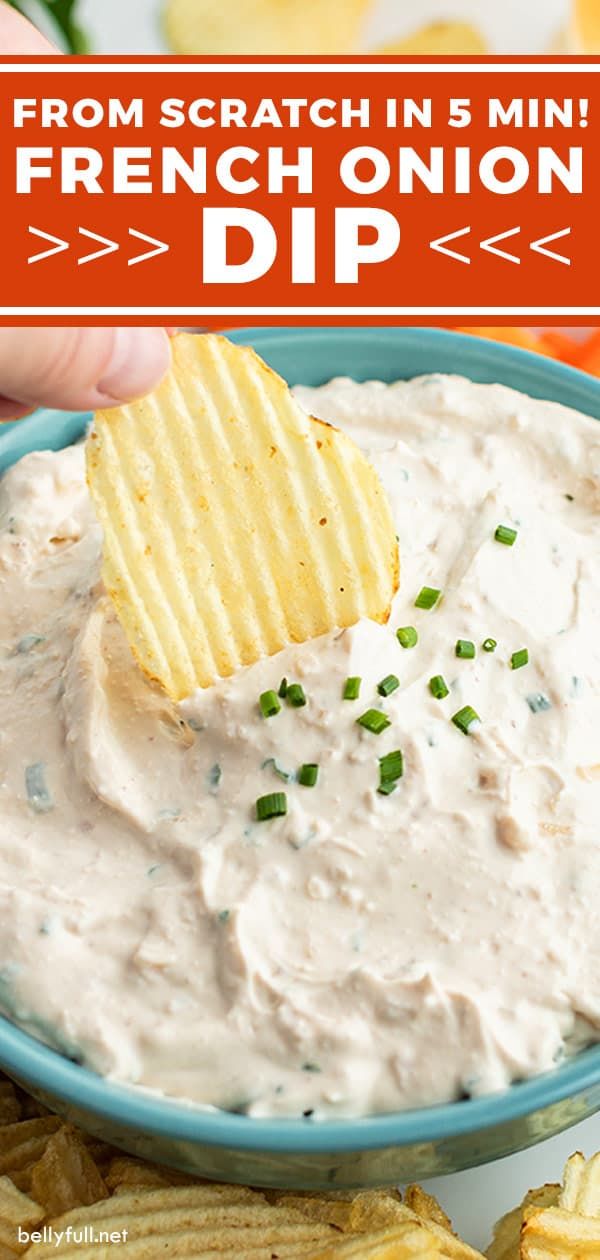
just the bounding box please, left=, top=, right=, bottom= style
left=0, top=1070, right=599, bottom=1257
left=164, top=0, right=487, bottom=57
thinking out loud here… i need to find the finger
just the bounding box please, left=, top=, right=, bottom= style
left=0, top=2, right=58, bottom=53
left=0, top=397, right=33, bottom=422
left=0, top=327, right=172, bottom=411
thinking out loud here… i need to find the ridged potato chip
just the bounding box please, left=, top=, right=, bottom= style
left=521, top=1203, right=600, bottom=1257
left=373, top=22, right=486, bottom=56
left=559, top=1151, right=600, bottom=1215
left=164, top=0, right=370, bottom=54
left=87, top=334, right=399, bottom=701
left=308, top=1222, right=441, bottom=1258
left=486, top=1186, right=560, bottom=1260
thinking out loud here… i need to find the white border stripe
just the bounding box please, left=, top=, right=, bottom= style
left=1, top=307, right=599, bottom=316
left=1, top=63, right=600, bottom=72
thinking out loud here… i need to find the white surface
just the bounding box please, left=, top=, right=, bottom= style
left=422, top=1112, right=600, bottom=1251
left=31, top=0, right=597, bottom=1251
left=78, top=0, right=569, bottom=54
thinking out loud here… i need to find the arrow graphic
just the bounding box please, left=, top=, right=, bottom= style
left=480, top=227, right=521, bottom=264
left=78, top=228, right=119, bottom=266
left=530, top=228, right=571, bottom=266
left=28, top=226, right=69, bottom=265
left=429, top=226, right=471, bottom=264
left=128, top=229, right=169, bottom=267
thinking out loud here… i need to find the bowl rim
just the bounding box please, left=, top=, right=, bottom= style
left=1, top=323, right=600, bottom=1155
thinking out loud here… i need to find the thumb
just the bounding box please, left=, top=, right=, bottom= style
left=0, top=327, right=172, bottom=416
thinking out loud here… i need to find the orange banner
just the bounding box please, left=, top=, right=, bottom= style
left=1, top=56, right=599, bottom=325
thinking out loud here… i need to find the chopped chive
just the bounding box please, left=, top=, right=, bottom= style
left=298, top=763, right=319, bottom=788
left=259, top=689, right=281, bottom=719
left=15, top=634, right=45, bottom=655
left=256, top=792, right=287, bottom=821
left=396, top=626, right=418, bottom=649
left=25, top=763, right=54, bottom=814
left=302, top=1062, right=322, bottom=1073
left=377, top=781, right=398, bottom=796
left=482, top=638, right=497, bottom=653
left=217, top=909, right=230, bottom=924
left=511, top=648, right=529, bottom=671
left=357, top=709, right=391, bottom=736
left=414, top=586, right=441, bottom=610
left=452, top=705, right=481, bottom=736
left=429, top=674, right=449, bottom=700
left=343, top=676, right=361, bottom=701
left=456, top=639, right=476, bottom=660
left=527, top=693, right=552, bottom=714
left=261, top=757, right=293, bottom=783
left=286, top=683, right=307, bottom=708
left=379, top=749, right=404, bottom=787
left=278, top=677, right=288, bottom=698
left=495, top=524, right=518, bottom=546
left=377, top=674, right=400, bottom=698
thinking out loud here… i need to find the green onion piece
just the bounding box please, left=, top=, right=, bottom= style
left=261, top=757, right=293, bottom=783
left=377, top=781, right=398, bottom=796
left=217, top=909, right=230, bottom=924
left=286, top=683, right=307, bottom=708
left=527, top=693, right=552, bottom=714
left=377, top=674, right=400, bottom=698
left=25, top=762, right=54, bottom=814
left=482, top=638, right=497, bottom=653
left=379, top=749, right=404, bottom=786
left=256, top=792, right=287, bottom=821
left=357, top=709, right=391, bottom=736
left=429, top=674, right=449, bottom=700
left=298, top=763, right=319, bottom=788
left=495, top=524, right=518, bottom=546
left=511, top=648, right=529, bottom=670
left=456, top=639, right=476, bottom=660
left=414, top=586, right=441, bottom=610
left=452, top=705, right=481, bottom=736
left=343, top=676, right=361, bottom=701
left=396, top=626, right=418, bottom=649
left=278, top=677, right=288, bottom=698
left=259, top=689, right=281, bottom=719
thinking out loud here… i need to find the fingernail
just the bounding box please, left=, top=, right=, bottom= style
left=96, top=328, right=171, bottom=403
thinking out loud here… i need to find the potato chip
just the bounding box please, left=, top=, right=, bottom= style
left=0, top=1175, right=43, bottom=1256
left=164, top=0, right=370, bottom=55
left=405, top=1187, right=454, bottom=1235
left=559, top=1150, right=600, bottom=1215
left=29, top=1126, right=108, bottom=1218
left=521, top=1203, right=600, bottom=1257
left=486, top=1185, right=560, bottom=1260
left=87, top=334, right=399, bottom=701
left=372, top=22, right=486, bottom=55
left=347, top=1191, right=482, bottom=1259
left=308, top=1221, right=441, bottom=1258
left=571, top=0, right=600, bottom=51
left=0, top=1089, right=20, bottom=1130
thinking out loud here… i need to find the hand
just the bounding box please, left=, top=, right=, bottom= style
left=0, top=6, right=172, bottom=418
left=0, top=328, right=173, bottom=418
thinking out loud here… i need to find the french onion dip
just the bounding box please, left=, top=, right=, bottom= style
left=1, top=372, right=600, bottom=1118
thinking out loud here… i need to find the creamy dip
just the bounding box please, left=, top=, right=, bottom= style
left=1, top=373, right=600, bottom=1119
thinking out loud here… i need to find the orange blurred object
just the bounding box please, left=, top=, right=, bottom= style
left=454, top=327, right=552, bottom=355
left=455, top=326, right=600, bottom=380
left=574, top=330, right=600, bottom=377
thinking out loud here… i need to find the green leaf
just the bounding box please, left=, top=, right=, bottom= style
left=6, top=0, right=88, bottom=54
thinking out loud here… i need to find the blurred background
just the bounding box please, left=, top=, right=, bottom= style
left=6, top=0, right=599, bottom=56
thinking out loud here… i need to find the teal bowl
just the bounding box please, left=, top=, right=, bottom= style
left=1, top=327, right=600, bottom=1190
